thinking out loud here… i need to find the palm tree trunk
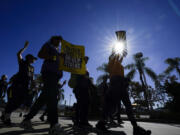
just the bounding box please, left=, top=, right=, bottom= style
left=176, top=67, right=180, bottom=78
left=142, top=71, right=148, bottom=86
left=142, top=71, right=153, bottom=110
left=139, top=71, right=150, bottom=111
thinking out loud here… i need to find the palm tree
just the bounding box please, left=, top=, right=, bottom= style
left=96, top=63, right=109, bottom=84
left=128, top=81, right=144, bottom=102
left=164, top=57, right=180, bottom=78
left=125, top=52, right=157, bottom=110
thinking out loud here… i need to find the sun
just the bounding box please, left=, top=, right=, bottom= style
left=111, top=40, right=127, bottom=56
left=96, top=28, right=134, bottom=60
left=113, top=40, right=125, bottom=54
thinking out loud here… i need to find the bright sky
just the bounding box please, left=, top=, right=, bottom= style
left=0, top=0, right=180, bottom=105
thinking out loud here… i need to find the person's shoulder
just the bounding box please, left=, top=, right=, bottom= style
left=18, top=59, right=25, bottom=64
left=42, top=42, right=50, bottom=48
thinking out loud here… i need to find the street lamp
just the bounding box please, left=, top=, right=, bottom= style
left=69, top=94, right=72, bottom=107
left=64, top=100, right=66, bottom=106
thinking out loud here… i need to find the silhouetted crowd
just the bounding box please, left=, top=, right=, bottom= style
left=0, top=36, right=151, bottom=135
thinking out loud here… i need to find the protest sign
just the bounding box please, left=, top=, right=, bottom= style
left=59, top=40, right=86, bottom=75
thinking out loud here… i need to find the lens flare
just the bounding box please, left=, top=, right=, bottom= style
left=112, top=40, right=126, bottom=55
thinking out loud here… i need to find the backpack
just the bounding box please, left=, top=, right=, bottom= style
left=68, top=74, right=78, bottom=88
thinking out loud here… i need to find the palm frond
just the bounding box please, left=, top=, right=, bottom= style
left=96, top=74, right=109, bottom=85
left=141, top=57, right=149, bottom=62
left=165, top=58, right=176, bottom=66
left=175, top=57, right=180, bottom=62
left=144, top=67, right=157, bottom=82
left=125, top=69, right=136, bottom=80
left=125, top=64, right=135, bottom=69
left=96, top=63, right=108, bottom=73
left=165, top=57, right=180, bottom=76
left=157, top=73, right=166, bottom=81
left=164, top=66, right=174, bottom=75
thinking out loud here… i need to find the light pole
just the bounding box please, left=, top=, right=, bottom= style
left=64, top=100, right=66, bottom=106
left=69, top=94, right=72, bottom=107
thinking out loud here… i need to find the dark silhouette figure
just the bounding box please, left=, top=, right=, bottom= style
left=97, top=76, right=109, bottom=112
left=96, top=54, right=151, bottom=135
left=0, top=75, right=8, bottom=100
left=19, top=83, right=38, bottom=118
left=21, top=36, right=66, bottom=135
left=98, top=75, right=123, bottom=127
left=39, top=80, right=66, bottom=122
left=6, top=74, right=18, bottom=103
left=113, top=101, right=124, bottom=124
left=0, top=41, right=37, bottom=125
left=72, top=56, right=93, bottom=128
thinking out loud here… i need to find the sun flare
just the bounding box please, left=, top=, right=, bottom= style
left=113, top=40, right=126, bottom=54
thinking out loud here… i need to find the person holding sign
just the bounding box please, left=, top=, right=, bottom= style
left=39, top=80, right=66, bottom=122
left=96, top=31, right=151, bottom=135
left=72, top=56, right=93, bottom=128
left=21, top=36, right=65, bottom=135
left=59, top=40, right=86, bottom=75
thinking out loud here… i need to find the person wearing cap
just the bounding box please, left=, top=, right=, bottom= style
left=21, top=36, right=65, bottom=135
left=0, top=74, right=8, bottom=100
left=1, top=41, right=37, bottom=125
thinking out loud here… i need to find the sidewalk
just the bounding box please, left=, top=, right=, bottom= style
left=0, top=112, right=180, bottom=135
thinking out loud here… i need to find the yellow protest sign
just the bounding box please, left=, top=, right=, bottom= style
left=59, top=40, right=86, bottom=75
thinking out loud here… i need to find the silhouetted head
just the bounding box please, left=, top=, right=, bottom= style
left=25, top=54, right=37, bottom=64
left=50, top=36, right=63, bottom=47
left=1, top=75, right=7, bottom=81
left=84, top=56, right=89, bottom=64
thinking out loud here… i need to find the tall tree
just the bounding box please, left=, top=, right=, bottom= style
left=155, top=74, right=169, bottom=108
left=125, top=52, right=157, bottom=110
left=164, top=75, right=180, bottom=112
left=96, top=63, right=109, bottom=85
left=164, top=57, right=180, bottom=78
left=128, top=81, right=144, bottom=102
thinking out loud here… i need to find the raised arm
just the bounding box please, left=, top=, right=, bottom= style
left=17, top=41, right=29, bottom=63
left=119, top=56, right=123, bottom=63
left=59, top=80, right=66, bottom=89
